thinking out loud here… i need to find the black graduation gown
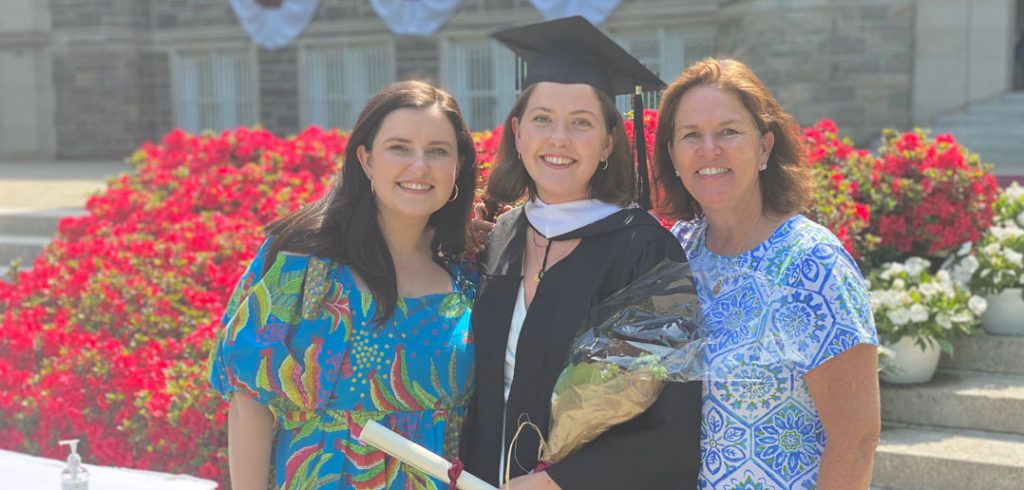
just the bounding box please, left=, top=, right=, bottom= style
left=460, top=207, right=702, bottom=489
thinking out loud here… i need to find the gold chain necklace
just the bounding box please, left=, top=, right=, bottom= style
left=705, top=227, right=760, bottom=296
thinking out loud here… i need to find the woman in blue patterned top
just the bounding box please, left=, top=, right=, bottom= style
left=652, top=59, right=880, bottom=490
left=208, top=80, right=479, bottom=489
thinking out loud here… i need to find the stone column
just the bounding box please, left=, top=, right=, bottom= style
left=0, top=0, right=55, bottom=160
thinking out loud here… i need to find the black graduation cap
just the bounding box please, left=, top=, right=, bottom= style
left=492, top=16, right=666, bottom=210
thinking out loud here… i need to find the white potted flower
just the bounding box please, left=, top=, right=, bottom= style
left=868, top=257, right=986, bottom=384
left=947, top=182, right=1024, bottom=336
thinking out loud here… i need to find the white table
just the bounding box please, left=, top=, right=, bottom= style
left=0, top=449, right=217, bottom=489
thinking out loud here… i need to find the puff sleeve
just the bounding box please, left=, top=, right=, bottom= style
left=208, top=239, right=341, bottom=411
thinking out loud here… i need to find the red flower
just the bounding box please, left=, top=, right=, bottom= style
left=2, top=116, right=999, bottom=487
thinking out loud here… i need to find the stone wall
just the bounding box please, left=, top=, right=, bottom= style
left=259, top=47, right=300, bottom=136
left=51, top=0, right=150, bottom=30
left=52, top=47, right=146, bottom=159
left=37, top=0, right=728, bottom=158
left=25, top=0, right=1018, bottom=158
left=716, top=0, right=915, bottom=144
left=150, top=0, right=236, bottom=29
left=49, top=0, right=152, bottom=158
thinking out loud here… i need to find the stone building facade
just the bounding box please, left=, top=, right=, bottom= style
left=0, top=0, right=1020, bottom=160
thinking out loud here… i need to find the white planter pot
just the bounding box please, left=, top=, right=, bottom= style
left=879, top=335, right=941, bottom=384
left=982, top=288, right=1024, bottom=336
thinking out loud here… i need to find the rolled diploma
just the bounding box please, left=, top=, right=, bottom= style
left=357, top=419, right=496, bottom=490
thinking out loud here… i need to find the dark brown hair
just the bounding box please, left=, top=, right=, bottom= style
left=486, top=84, right=634, bottom=206
left=265, top=80, right=477, bottom=324
left=653, top=58, right=814, bottom=221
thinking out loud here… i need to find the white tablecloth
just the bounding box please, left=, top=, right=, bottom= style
left=0, top=449, right=217, bottom=489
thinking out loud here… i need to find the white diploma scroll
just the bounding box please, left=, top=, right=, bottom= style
left=357, top=420, right=496, bottom=490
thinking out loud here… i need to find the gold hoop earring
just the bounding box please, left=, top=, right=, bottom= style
left=448, top=184, right=459, bottom=202
left=369, top=177, right=375, bottom=194
left=599, top=160, right=609, bottom=171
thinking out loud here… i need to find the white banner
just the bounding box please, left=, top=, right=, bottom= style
left=229, top=0, right=321, bottom=49
left=529, top=0, right=622, bottom=25
left=370, top=0, right=461, bottom=36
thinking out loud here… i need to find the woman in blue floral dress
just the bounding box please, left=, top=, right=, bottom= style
left=652, top=59, right=880, bottom=489
left=208, top=80, right=479, bottom=490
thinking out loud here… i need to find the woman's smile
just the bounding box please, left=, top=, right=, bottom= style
left=539, top=154, right=577, bottom=169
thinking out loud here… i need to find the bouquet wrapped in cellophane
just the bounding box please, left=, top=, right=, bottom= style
left=524, top=258, right=805, bottom=470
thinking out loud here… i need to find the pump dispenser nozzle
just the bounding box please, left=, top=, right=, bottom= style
left=59, top=439, right=89, bottom=489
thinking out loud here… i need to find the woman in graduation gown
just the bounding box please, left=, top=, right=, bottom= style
left=460, top=17, right=702, bottom=490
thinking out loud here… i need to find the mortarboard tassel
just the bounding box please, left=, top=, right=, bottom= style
left=633, top=85, right=652, bottom=211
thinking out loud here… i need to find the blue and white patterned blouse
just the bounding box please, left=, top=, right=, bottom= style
left=672, top=215, right=877, bottom=490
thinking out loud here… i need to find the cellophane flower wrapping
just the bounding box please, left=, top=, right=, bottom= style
left=540, top=258, right=807, bottom=464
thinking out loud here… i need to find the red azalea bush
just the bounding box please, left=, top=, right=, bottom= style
left=804, top=120, right=999, bottom=267
left=0, top=127, right=349, bottom=486
left=802, top=120, right=878, bottom=261
left=868, top=128, right=999, bottom=263
left=0, top=114, right=999, bottom=487
left=473, top=125, right=502, bottom=214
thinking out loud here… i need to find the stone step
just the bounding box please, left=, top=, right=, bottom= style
left=881, top=370, right=1024, bottom=434
left=919, top=128, right=1024, bottom=143
left=930, top=123, right=1024, bottom=134
left=0, top=208, right=81, bottom=236
left=941, top=335, right=1024, bottom=376
left=0, top=235, right=49, bottom=267
left=989, top=162, right=1024, bottom=175
left=926, top=134, right=1024, bottom=149
left=872, top=425, right=1024, bottom=490
left=935, top=113, right=1024, bottom=126
left=928, top=127, right=1024, bottom=140
left=968, top=103, right=1024, bottom=117
left=1003, top=91, right=1024, bottom=104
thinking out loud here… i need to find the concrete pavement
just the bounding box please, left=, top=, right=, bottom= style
left=0, top=160, right=126, bottom=211
left=0, top=160, right=125, bottom=277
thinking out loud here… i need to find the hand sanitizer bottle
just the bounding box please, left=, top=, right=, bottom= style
left=59, top=439, right=89, bottom=490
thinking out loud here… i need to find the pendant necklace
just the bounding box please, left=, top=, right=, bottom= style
left=706, top=227, right=758, bottom=296
left=529, top=226, right=555, bottom=282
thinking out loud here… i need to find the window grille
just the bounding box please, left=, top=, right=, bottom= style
left=303, top=42, right=394, bottom=131
left=613, top=28, right=715, bottom=114
left=444, top=38, right=515, bottom=131
left=174, top=50, right=257, bottom=133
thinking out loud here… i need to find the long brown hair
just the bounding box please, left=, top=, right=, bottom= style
left=265, top=80, right=477, bottom=324
left=653, top=58, right=814, bottom=221
left=486, top=84, right=634, bottom=206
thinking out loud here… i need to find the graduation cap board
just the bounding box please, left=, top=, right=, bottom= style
left=492, top=16, right=666, bottom=210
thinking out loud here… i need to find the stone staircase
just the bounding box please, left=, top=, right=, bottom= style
left=0, top=208, right=81, bottom=280
left=929, top=91, right=1024, bottom=179
left=872, top=334, right=1024, bottom=489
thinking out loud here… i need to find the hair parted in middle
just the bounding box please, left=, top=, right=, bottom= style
left=653, top=57, right=815, bottom=221
left=264, top=80, right=478, bottom=325
left=486, top=84, right=635, bottom=206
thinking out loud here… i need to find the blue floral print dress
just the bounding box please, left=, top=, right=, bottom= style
left=209, top=239, right=476, bottom=489
left=672, top=215, right=877, bottom=490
